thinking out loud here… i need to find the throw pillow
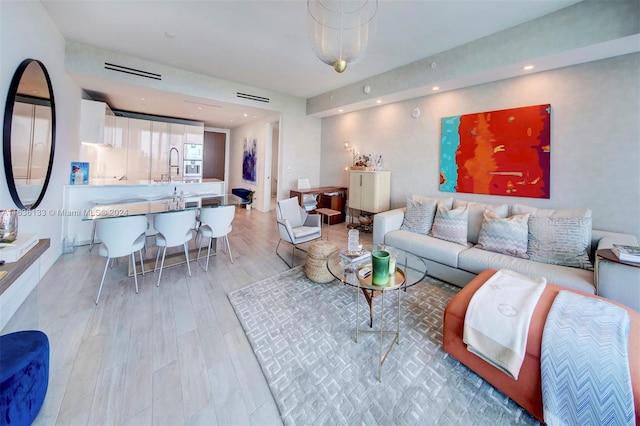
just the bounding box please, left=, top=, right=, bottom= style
left=400, top=198, right=437, bottom=235
left=527, top=216, right=593, bottom=270
left=412, top=195, right=454, bottom=209
left=453, top=199, right=509, bottom=245
left=476, top=210, right=530, bottom=258
left=430, top=204, right=468, bottom=246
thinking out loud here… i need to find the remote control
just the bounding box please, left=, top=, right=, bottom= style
left=358, top=267, right=372, bottom=278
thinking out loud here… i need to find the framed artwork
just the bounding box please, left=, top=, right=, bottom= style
left=440, top=104, right=551, bottom=199
left=70, top=161, right=89, bottom=185
left=242, top=138, right=257, bottom=184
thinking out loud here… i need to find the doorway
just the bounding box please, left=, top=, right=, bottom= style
left=262, top=120, right=280, bottom=212
left=203, top=127, right=230, bottom=191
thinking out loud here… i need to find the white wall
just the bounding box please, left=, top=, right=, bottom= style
left=230, top=111, right=321, bottom=212
left=1, top=1, right=83, bottom=271
left=320, top=53, right=640, bottom=238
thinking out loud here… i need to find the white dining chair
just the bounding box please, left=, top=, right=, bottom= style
left=89, top=197, right=146, bottom=252
left=154, top=209, right=197, bottom=286
left=196, top=205, right=235, bottom=271
left=95, top=215, right=148, bottom=304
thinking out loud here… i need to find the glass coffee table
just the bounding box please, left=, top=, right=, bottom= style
left=327, top=245, right=428, bottom=380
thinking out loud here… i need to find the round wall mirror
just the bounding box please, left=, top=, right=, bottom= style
left=3, top=59, right=56, bottom=210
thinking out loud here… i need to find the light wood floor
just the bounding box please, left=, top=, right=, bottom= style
left=2, top=208, right=372, bottom=425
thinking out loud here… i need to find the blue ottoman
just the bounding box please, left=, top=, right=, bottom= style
left=0, top=330, right=49, bottom=425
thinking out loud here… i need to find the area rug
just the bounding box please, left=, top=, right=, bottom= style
left=228, top=267, right=540, bottom=425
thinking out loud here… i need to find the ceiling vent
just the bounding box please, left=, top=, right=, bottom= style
left=237, top=92, right=270, bottom=103
left=104, top=62, right=162, bottom=80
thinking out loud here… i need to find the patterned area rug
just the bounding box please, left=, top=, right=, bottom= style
left=229, top=267, right=540, bottom=425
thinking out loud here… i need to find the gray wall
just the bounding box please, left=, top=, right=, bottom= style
left=320, top=53, right=640, bottom=238
left=1, top=1, right=83, bottom=271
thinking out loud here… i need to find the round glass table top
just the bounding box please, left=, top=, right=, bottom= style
left=327, top=244, right=428, bottom=291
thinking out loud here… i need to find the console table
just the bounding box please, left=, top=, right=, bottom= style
left=289, top=186, right=348, bottom=224
left=0, top=239, right=50, bottom=330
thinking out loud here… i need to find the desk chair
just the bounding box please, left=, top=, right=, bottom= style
left=154, top=209, right=197, bottom=286
left=196, top=205, right=235, bottom=271
left=95, top=215, right=147, bottom=304
left=276, top=197, right=322, bottom=268
left=297, top=178, right=318, bottom=212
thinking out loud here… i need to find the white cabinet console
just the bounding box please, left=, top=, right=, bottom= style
left=348, top=170, right=391, bottom=214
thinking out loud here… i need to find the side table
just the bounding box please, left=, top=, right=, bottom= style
left=595, top=248, right=640, bottom=312
left=315, top=208, right=341, bottom=240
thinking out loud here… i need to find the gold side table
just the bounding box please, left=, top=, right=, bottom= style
left=315, top=208, right=341, bottom=240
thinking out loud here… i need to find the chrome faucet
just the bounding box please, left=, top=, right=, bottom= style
left=169, top=147, right=180, bottom=182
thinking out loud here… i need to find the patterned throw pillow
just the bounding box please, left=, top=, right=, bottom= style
left=477, top=210, right=530, bottom=258
left=400, top=198, right=437, bottom=234
left=429, top=204, right=468, bottom=246
left=527, top=216, right=593, bottom=270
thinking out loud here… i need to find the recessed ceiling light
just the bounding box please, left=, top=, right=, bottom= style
left=164, top=32, right=175, bottom=39
left=197, top=107, right=203, bottom=110
left=376, top=100, right=382, bottom=104
left=432, top=86, right=440, bottom=91
left=338, top=109, right=343, bottom=113
left=243, top=113, right=248, bottom=117
left=524, top=65, right=534, bottom=70
left=140, top=97, right=146, bottom=101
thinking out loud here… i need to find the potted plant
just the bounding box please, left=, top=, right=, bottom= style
left=246, top=190, right=255, bottom=210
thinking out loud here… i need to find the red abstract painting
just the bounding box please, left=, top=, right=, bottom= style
left=440, top=104, right=551, bottom=198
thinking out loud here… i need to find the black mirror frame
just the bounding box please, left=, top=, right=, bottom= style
left=3, top=58, right=56, bottom=210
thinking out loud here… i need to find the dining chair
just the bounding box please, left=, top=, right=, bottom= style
left=276, top=197, right=322, bottom=268
left=89, top=197, right=145, bottom=252
left=153, top=209, right=197, bottom=286
left=95, top=215, right=147, bottom=304
left=196, top=205, right=235, bottom=271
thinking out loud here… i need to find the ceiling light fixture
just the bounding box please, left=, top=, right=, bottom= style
left=524, top=65, right=534, bottom=70
left=432, top=86, right=440, bottom=91
left=307, top=0, right=378, bottom=73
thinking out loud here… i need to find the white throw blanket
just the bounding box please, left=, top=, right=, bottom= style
left=463, top=269, right=547, bottom=379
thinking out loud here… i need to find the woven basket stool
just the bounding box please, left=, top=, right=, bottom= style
left=305, top=240, right=340, bottom=283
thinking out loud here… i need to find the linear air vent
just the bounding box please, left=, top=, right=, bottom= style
left=236, top=92, right=270, bottom=103
left=104, top=62, right=162, bottom=80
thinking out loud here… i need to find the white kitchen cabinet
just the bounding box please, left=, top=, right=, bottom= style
left=348, top=170, right=391, bottom=213
left=185, top=123, right=204, bottom=145
left=80, top=99, right=114, bottom=145
left=150, top=121, right=170, bottom=181
left=126, top=118, right=152, bottom=182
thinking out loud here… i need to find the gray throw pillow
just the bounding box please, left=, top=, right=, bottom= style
left=527, top=216, right=593, bottom=270
left=430, top=204, right=468, bottom=246
left=401, top=198, right=437, bottom=235
left=477, top=210, right=529, bottom=258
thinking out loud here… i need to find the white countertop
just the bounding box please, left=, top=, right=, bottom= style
left=65, top=178, right=223, bottom=187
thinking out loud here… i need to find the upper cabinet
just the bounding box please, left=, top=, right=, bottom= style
left=185, top=123, right=204, bottom=145
left=79, top=99, right=114, bottom=146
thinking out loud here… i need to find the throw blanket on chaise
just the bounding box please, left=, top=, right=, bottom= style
left=541, top=291, right=635, bottom=426
left=463, top=269, right=546, bottom=379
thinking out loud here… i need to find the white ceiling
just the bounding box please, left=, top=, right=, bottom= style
left=41, top=0, right=582, bottom=128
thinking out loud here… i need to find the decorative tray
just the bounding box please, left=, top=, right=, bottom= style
left=356, top=263, right=406, bottom=288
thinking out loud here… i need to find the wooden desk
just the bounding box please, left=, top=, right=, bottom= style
left=289, top=186, right=348, bottom=224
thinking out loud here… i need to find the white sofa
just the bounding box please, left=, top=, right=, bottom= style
left=373, top=196, right=640, bottom=311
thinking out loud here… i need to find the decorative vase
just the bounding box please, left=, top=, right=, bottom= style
left=0, top=210, right=18, bottom=243
left=371, top=250, right=390, bottom=285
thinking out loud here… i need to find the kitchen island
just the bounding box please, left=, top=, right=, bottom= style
left=62, top=179, right=225, bottom=247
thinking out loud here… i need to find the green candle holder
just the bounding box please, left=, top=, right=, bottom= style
left=371, top=250, right=390, bottom=285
